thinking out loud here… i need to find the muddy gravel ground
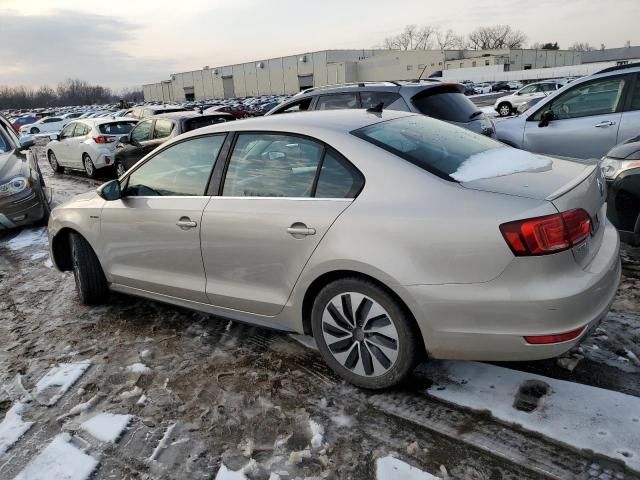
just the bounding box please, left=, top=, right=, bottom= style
left=0, top=153, right=639, bottom=480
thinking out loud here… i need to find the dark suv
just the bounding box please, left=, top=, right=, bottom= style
left=265, top=81, right=495, bottom=137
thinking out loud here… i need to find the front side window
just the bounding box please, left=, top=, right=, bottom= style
left=130, top=120, right=152, bottom=143
left=75, top=124, right=89, bottom=136
left=539, top=83, right=558, bottom=92
left=153, top=119, right=174, bottom=139
left=316, top=93, right=359, bottom=111
left=125, top=135, right=225, bottom=197
left=535, top=76, right=627, bottom=120
left=518, top=85, right=537, bottom=95
left=223, top=133, right=324, bottom=197
left=60, top=123, right=76, bottom=139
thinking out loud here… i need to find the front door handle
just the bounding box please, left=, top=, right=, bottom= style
left=287, top=222, right=316, bottom=238
left=176, top=216, right=197, bottom=230
left=594, top=121, right=616, bottom=128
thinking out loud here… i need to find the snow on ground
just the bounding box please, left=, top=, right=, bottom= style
left=215, top=464, right=249, bottom=480
left=308, top=419, right=324, bottom=448
left=426, top=360, right=640, bottom=470
left=3, top=227, right=48, bottom=251
left=0, top=402, right=33, bottom=456
left=451, top=148, right=553, bottom=182
left=126, top=362, right=151, bottom=374
left=80, top=413, right=132, bottom=443
left=35, top=361, right=91, bottom=406
left=478, top=105, right=498, bottom=117
left=13, top=434, right=98, bottom=480
left=376, top=456, right=439, bottom=480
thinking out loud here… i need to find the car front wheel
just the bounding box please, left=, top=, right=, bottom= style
left=497, top=102, right=512, bottom=117
left=30, top=127, right=40, bottom=134
left=311, top=278, right=420, bottom=389
left=83, top=154, right=97, bottom=178
left=70, top=233, right=109, bottom=305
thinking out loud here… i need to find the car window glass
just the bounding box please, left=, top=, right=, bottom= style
left=539, top=83, right=557, bottom=92
left=315, top=150, right=363, bottom=199
left=153, top=119, right=174, bottom=139
left=99, top=121, right=137, bottom=135
left=125, top=135, right=224, bottom=197
left=75, top=124, right=89, bottom=136
left=519, top=85, right=536, bottom=94
left=60, top=123, right=75, bottom=139
left=131, top=120, right=152, bottom=143
left=316, top=93, right=359, bottom=110
left=273, top=98, right=312, bottom=114
left=412, top=87, right=478, bottom=122
left=0, top=128, right=8, bottom=153
left=360, top=92, right=401, bottom=109
left=629, top=76, right=640, bottom=111
left=223, top=133, right=324, bottom=197
left=185, top=115, right=232, bottom=132
left=541, top=77, right=626, bottom=120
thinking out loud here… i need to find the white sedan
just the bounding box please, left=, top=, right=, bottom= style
left=473, top=83, right=493, bottom=94
left=19, top=116, right=69, bottom=135
left=45, top=118, right=138, bottom=178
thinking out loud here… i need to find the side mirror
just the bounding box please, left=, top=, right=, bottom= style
left=19, top=135, right=35, bottom=149
left=97, top=179, right=122, bottom=201
left=538, top=110, right=555, bottom=128
left=49, top=133, right=59, bottom=141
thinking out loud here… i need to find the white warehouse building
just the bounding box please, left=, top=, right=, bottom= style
left=142, top=48, right=582, bottom=102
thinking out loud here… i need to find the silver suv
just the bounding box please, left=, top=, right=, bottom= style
left=266, top=81, right=496, bottom=137
left=496, top=63, right=640, bottom=159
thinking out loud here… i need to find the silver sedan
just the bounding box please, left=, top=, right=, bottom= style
left=48, top=110, right=621, bottom=389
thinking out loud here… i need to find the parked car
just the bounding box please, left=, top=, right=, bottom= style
left=114, top=111, right=234, bottom=176
left=46, top=118, right=138, bottom=178
left=49, top=109, right=620, bottom=389
left=496, top=63, right=640, bottom=159
left=473, top=83, right=493, bottom=94
left=493, top=81, right=562, bottom=117
left=601, top=136, right=640, bottom=245
left=508, top=81, right=524, bottom=90
left=124, top=105, right=188, bottom=120
left=204, top=105, right=253, bottom=119
left=0, top=114, right=50, bottom=230
left=19, top=116, right=69, bottom=135
left=266, top=81, right=496, bottom=137
left=491, top=81, right=512, bottom=92
left=11, top=115, right=38, bottom=132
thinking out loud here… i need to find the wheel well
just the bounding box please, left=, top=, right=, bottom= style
left=50, top=228, right=76, bottom=271
left=301, top=270, right=426, bottom=356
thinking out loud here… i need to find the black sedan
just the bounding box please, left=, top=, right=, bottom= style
left=601, top=136, right=640, bottom=246
left=114, top=111, right=234, bottom=177
left=0, top=114, right=50, bottom=231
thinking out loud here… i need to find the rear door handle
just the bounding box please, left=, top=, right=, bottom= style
left=176, top=216, right=197, bottom=230
left=594, top=121, right=616, bottom=128
left=287, top=223, right=316, bottom=237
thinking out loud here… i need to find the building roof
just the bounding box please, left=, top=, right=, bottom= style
left=583, top=46, right=640, bottom=63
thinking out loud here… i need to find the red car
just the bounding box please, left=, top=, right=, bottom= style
left=205, top=105, right=253, bottom=119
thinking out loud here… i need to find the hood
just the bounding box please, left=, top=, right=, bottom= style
left=69, top=190, right=100, bottom=203
left=456, top=148, right=597, bottom=201
left=0, top=150, right=27, bottom=182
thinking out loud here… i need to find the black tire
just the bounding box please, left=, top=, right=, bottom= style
left=48, top=151, right=64, bottom=173
left=70, top=233, right=109, bottom=305
left=83, top=154, right=97, bottom=179
left=115, top=162, right=127, bottom=178
left=36, top=187, right=51, bottom=226
left=30, top=127, right=40, bottom=134
left=311, top=277, right=420, bottom=390
left=497, top=102, right=512, bottom=117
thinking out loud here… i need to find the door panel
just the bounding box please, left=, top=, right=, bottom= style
left=618, top=111, right=640, bottom=145
left=201, top=198, right=351, bottom=315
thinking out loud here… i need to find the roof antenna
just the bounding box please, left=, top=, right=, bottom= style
left=366, top=102, right=384, bottom=113
left=417, top=64, right=429, bottom=82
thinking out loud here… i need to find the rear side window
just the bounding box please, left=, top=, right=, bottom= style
left=185, top=115, right=233, bottom=132
left=99, top=121, right=137, bottom=135
left=411, top=87, right=478, bottom=123
left=271, top=98, right=313, bottom=114
left=315, top=150, right=363, bottom=198
left=316, top=93, right=359, bottom=110
left=360, top=92, right=406, bottom=111
left=153, top=119, right=174, bottom=139
left=629, top=75, right=640, bottom=111
left=353, top=115, right=501, bottom=181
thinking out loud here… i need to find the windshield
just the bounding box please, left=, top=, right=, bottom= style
left=412, top=87, right=480, bottom=123
left=352, top=115, right=501, bottom=181
left=98, top=121, right=138, bottom=135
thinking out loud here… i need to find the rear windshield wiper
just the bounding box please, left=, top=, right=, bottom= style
left=469, top=111, right=483, bottom=120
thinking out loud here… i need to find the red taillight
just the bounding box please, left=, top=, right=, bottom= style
left=524, top=326, right=586, bottom=344
left=500, top=209, right=591, bottom=256
left=93, top=136, right=115, bottom=144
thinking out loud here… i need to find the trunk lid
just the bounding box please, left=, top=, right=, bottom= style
left=461, top=156, right=607, bottom=269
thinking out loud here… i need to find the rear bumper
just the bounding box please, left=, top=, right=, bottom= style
left=404, top=221, right=621, bottom=361
left=0, top=189, right=46, bottom=230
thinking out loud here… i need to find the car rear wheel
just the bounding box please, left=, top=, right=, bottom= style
left=115, top=162, right=126, bottom=178
left=30, top=127, right=40, bottom=134
left=497, top=102, right=512, bottom=117
left=311, top=278, right=420, bottom=389
left=70, top=233, right=109, bottom=305
left=47, top=151, right=64, bottom=173
left=83, top=154, right=96, bottom=178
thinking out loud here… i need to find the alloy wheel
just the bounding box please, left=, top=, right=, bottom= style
left=49, top=152, right=59, bottom=170
left=499, top=104, right=511, bottom=116
left=84, top=157, right=94, bottom=177
left=321, top=292, right=399, bottom=377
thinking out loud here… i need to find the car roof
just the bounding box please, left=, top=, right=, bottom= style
left=75, top=117, right=138, bottom=126
left=177, top=109, right=415, bottom=140
left=292, top=80, right=451, bottom=98
left=151, top=111, right=234, bottom=120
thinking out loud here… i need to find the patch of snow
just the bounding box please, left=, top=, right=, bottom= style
left=44, top=258, right=53, bottom=268
left=35, top=361, right=91, bottom=406
left=120, top=386, right=143, bottom=400
left=2, top=227, right=47, bottom=251
left=80, top=413, right=132, bottom=443
left=0, top=402, right=33, bottom=456
left=309, top=419, right=324, bottom=448
left=376, top=456, right=438, bottom=480
left=13, top=434, right=98, bottom=480
left=126, top=363, right=151, bottom=374
left=57, top=394, right=101, bottom=421
left=149, top=422, right=176, bottom=462
left=331, top=413, right=353, bottom=428
left=215, top=464, right=247, bottom=480
left=136, top=394, right=147, bottom=406
left=30, top=251, right=48, bottom=260
left=139, top=349, right=152, bottom=360
left=426, top=361, right=640, bottom=470
left=451, top=148, right=553, bottom=182
left=287, top=449, right=311, bottom=465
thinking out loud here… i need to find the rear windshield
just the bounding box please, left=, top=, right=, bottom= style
left=184, top=115, right=234, bottom=132
left=99, top=121, right=138, bottom=135
left=412, top=86, right=480, bottom=123
left=352, top=115, right=500, bottom=181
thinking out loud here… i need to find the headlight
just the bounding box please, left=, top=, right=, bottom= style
left=600, top=157, right=640, bottom=180
left=0, top=176, right=30, bottom=198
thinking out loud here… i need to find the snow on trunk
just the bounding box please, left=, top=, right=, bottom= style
left=0, top=402, right=33, bottom=456
left=451, top=148, right=552, bottom=182
left=426, top=360, right=640, bottom=471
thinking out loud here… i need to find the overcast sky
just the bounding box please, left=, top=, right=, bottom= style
left=1, top=0, right=638, bottom=90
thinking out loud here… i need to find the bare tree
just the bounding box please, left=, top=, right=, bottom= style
left=382, top=24, right=438, bottom=50
left=467, top=25, right=527, bottom=50
left=436, top=28, right=465, bottom=49
left=568, top=42, right=596, bottom=51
